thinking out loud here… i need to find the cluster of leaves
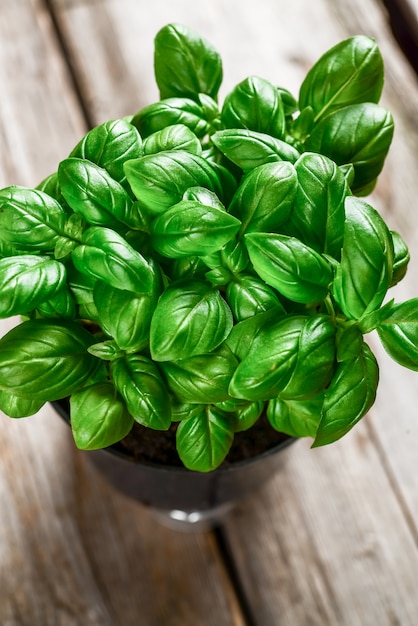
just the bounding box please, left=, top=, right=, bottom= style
left=1, top=23, right=418, bottom=472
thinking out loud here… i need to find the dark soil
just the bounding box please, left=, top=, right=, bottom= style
left=119, top=413, right=290, bottom=468
left=53, top=399, right=291, bottom=468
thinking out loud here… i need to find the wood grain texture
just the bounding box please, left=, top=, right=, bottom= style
left=2, top=0, right=418, bottom=624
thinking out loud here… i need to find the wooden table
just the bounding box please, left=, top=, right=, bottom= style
left=1, top=1, right=418, bottom=624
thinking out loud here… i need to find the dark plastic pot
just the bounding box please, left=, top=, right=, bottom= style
left=52, top=400, right=296, bottom=530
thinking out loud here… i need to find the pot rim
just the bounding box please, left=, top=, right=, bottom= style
left=51, top=399, right=296, bottom=475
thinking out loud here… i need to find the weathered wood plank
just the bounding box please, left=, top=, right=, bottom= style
left=223, top=427, right=418, bottom=625
left=0, top=0, right=86, bottom=187
left=0, top=2, right=246, bottom=625
left=0, top=409, right=246, bottom=626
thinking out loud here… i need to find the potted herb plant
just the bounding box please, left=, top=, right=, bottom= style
left=1, top=24, right=417, bottom=524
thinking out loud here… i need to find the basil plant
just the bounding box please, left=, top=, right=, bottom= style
left=1, top=23, right=417, bottom=472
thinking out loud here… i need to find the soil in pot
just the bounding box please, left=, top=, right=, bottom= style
left=118, top=412, right=290, bottom=468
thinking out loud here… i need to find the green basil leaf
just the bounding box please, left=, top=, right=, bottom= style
left=70, top=382, right=133, bottom=450
left=218, top=239, right=249, bottom=274
left=305, top=103, right=394, bottom=195
left=313, top=342, right=378, bottom=446
left=111, top=354, right=171, bottom=430
left=0, top=320, right=100, bottom=402
left=0, top=390, right=45, bottom=418
left=154, top=23, right=222, bottom=100
left=171, top=401, right=204, bottom=422
left=169, top=255, right=208, bottom=281
left=377, top=299, right=418, bottom=370
left=37, top=285, right=77, bottom=320
left=66, top=264, right=99, bottom=320
left=277, top=86, right=298, bottom=117
left=225, top=308, right=283, bottom=362
left=245, top=233, right=332, bottom=303
left=279, top=315, right=336, bottom=400
left=176, top=406, right=233, bottom=472
left=124, top=150, right=224, bottom=216
left=226, top=274, right=285, bottom=321
left=88, top=340, right=124, bottom=361
left=0, top=255, right=66, bottom=317
left=221, top=76, right=285, bottom=139
left=232, top=401, right=264, bottom=432
left=228, top=161, right=297, bottom=234
left=150, top=280, right=233, bottom=361
left=0, top=239, right=19, bottom=258
left=58, top=158, right=140, bottom=230
left=69, top=119, right=143, bottom=191
left=72, top=227, right=154, bottom=293
left=358, top=298, right=395, bottom=335
left=93, top=264, right=161, bottom=351
left=332, top=197, right=393, bottom=320
left=182, top=186, right=225, bottom=210
left=143, top=124, right=202, bottom=156
left=201, top=243, right=246, bottom=277
left=211, top=128, right=300, bottom=172
left=54, top=236, right=79, bottom=261
left=161, top=344, right=238, bottom=404
left=285, top=152, right=347, bottom=258
left=229, top=314, right=335, bottom=401
left=289, top=106, right=315, bottom=142
left=132, top=98, right=209, bottom=139
left=390, top=230, right=410, bottom=286
left=0, top=186, right=67, bottom=251
left=299, top=36, right=384, bottom=122
left=267, top=394, right=324, bottom=438
left=336, top=324, right=364, bottom=362
left=150, top=200, right=241, bottom=258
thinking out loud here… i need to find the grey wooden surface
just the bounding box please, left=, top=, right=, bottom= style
left=1, top=1, right=418, bottom=624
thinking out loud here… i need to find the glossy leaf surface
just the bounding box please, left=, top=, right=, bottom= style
left=0, top=255, right=66, bottom=317
left=132, top=98, right=209, bottom=139
left=229, top=315, right=335, bottom=401
left=228, top=161, right=297, bottom=234
left=111, top=355, right=171, bottom=429
left=299, top=35, right=384, bottom=121
left=176, top=407, right=234, bottom=472
left=150, top=280, right=233, bottom=361
left=285, top=152, right=347, bottom=258
left=211, top=129, right=299, bottom=172
left=226, top=274, right=284, bottom=321
left=70, top=382, right=133, bottom=450
left=151, top=200, right=240, bottom=257
left=221, top=76, right=285, bottom=139
left=70, top=119, right=143, bottom=190
left=305, top=103, right=394, bottom=194
left=377, top=299, right=418, bottom=370
left=72, top=227, right=154, bottom=293
left=267, top=394, right=324, bottom=438
left=94, top=270, right=160, bottom=351
left=246, top=232, right=332, bottom=303
left=154, top=23, right=223, bottom=100
left=124, top=150, right=223, bottom=215
left=332, top=197, right=393, bottom=320
left=390, top=230, right=410, bottom=286
left=0, top=320, right=100, bottom=402
left=0, top=390, right=45, bottom=418
left=313, top=342, right=378, bottom=446
left=58, top=158, right=138, bottom=229
left=161, top=344, right=238, bottom=404
left=0, top=186, right=67, bottom=251
left=143, top=124, right=202, bottom=155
